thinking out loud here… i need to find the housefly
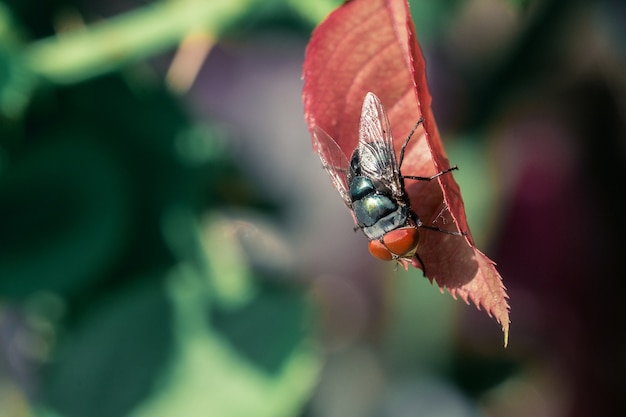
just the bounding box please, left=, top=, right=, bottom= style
left=312, top=92, right=459, bottom=267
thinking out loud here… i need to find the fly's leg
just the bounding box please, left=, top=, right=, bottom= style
left=398, top=118, right=424, bottom=168
left=403, top=166, right=458, bottom=181
left=419, top=224, right=467, bottom=237
left=415, top=212, right=468, bottom=237
left=403, top=167, right=465, bottom=235
left=413, top=252, right=427, bottom=277
left=398, top=118, right=459, bottom=181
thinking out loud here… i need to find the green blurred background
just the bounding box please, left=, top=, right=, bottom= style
left=1, top=0, right=625, bottom=416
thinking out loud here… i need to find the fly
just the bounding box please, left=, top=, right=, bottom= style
left=312, top=92, right=461, bottom=269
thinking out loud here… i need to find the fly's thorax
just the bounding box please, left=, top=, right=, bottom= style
left=349, top=176, right=375, bottom=200
left=349, top=148, right=362, bottom=177
left=349, top=141, right=406, bottom=202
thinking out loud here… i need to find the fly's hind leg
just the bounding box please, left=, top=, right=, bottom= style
left=419, top=224, right=467, bottom=237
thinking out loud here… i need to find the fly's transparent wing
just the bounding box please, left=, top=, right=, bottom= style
left=312, top=125, right=352, bottom=207
left=357, top=92, right=403, bottom=195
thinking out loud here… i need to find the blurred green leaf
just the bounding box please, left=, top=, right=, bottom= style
left=154, top=211, right=320, bottom=417
left=385, top=269, right=457, bottom=373
left=286, top=0, right=343, bottom=27
left=125, top=262, right=319, bottom=417
left=0, top=137, right=132, bottom=297
left=211, top=281, right=313, bottom=374
left=42, top=277, right=174, bottom=417
left=408, top=0, right=464, bottom=43
left=445, top=136, right=500, bottom=248
left=0, top=74, right=199, bottom=298
left=0, top=46, right=36, bottom=119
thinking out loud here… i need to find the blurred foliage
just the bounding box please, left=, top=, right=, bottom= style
left=0, top=1, right=322, bottom=416
left=0, top=68, right=318, bottom=417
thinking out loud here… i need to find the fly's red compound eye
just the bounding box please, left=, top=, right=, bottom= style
left=381, top=227, right=419, bottom=257
left=368, top=239, right=394, bottom=261
left=368, top=227, right=420, bottom=261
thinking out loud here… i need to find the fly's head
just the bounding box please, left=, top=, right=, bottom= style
left=367, top=225, right=420, bottom=262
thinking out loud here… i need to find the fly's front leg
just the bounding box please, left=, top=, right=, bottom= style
left=398, top=119, right=458, bottom=181
left=398, top=118, right=424, bottom=168
left=403, top=165, right=458, bottom=181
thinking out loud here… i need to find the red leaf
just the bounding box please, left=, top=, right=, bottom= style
left=303, top=0, right=510, bottom=345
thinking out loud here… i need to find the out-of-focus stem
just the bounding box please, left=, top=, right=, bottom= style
left=23, top=0, right=254, bottom=84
